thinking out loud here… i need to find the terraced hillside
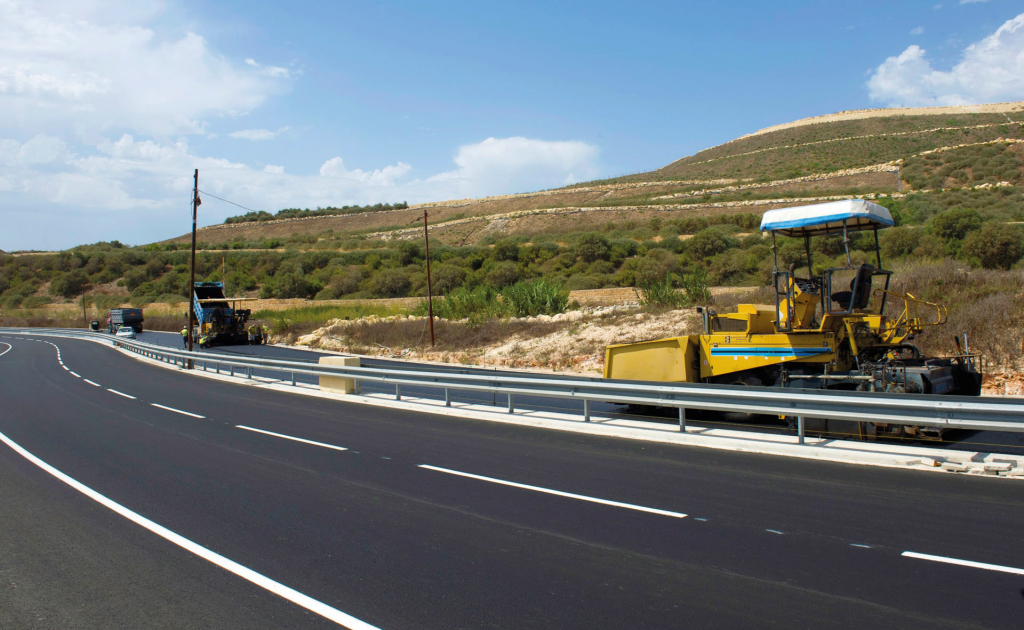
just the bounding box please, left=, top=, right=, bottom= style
left=168, top=102, right=1024, bottom=248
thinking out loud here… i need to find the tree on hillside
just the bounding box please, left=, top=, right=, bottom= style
left=49, top=270, right=88, bottom=298
left=931, top=208, right=982, bottom=241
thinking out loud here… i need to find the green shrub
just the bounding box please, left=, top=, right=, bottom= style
left=493, top=239, right=520, bottom=262
left=636, top=267, right=710, bottom=309
left=881, top=226, right=922, bottom=259
left=688, top=227, right=739, bottom=260
left=575, top=232, right=610, bottom=263
left=962, top=223, right=1024, bottom=270
left=369, top=268, right=411, bottom=298
left=486, top=261, right=520, bottom=287
left=49, top=270, right=88, bottom=298
left=21, top=295, right=53, bottom=308
left=931, top=208, right=982, bottom=241
left=499, top=279, right=570, bottom=317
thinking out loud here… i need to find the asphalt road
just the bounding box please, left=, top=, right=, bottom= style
left=2, top=334, right=1023, bottom=629
left=137, top=330, right=1024, bottom=454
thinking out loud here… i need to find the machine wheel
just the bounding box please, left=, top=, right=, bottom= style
left=720, top=372, right=764, bottom=421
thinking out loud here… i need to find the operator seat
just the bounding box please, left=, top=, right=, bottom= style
left=831, top=264, right=874, bottom=310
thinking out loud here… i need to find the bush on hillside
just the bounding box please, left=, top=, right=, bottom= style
left=49, top=270, right=88, bottom=298
left=962, top=224, right=1024, bottom=270
left=931, top=208, right=983, bottom=241
left=688, top=227, right=738, bottom=260
left=575, top=232, right=610, bottom=263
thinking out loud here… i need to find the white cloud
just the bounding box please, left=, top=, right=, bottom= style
left=960, top=0, right=987, bottom=4
left=229, top=126, right=290, bottom=141
left=0, top=134, right=601, bottom=246
left=910, top=26, right=925, bottom=36
left=867, top=13, right=1024, bottom=106
left=0, top=0, right=290, bottom=139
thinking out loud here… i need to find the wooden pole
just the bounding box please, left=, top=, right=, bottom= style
left=424, top=209, right=435, bottom=347
left=187, top=169, right=198, bottom=369
left=82, top=291, right=87, bottom=327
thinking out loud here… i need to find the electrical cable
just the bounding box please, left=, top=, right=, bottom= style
left=197, top=189, right=266, bottom=215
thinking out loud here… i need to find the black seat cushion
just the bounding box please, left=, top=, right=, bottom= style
left=831, top=264, right=874, bottom=310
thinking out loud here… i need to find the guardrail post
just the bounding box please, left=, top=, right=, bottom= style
left=508, top=393, right=514, bottom=414
left=584, top=399, right=591, bottom=422
left=445, top=388, right=451, bottom=407
left=216, top=363, right=220, bottom=374
left=798, top=416, right=805, bottom=444
left=396, top=384, right=401, bottom=401
left=291, top=372, right=296, bottom=387
left=247, top=367, right=252, bottom=379
left=230, top=365, right=234, bottom=377
left=355, top=379, right=361, bottom=395
left=679, top=407, right=686, bottom=432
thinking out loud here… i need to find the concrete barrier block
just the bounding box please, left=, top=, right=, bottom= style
left=318, top=356, right=360, bottom=394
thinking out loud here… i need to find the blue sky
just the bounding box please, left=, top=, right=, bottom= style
left=1, top=0, right=1022, bottom=250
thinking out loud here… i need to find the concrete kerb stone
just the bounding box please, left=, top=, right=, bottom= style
left=78, top=337, right=1024, bottom=480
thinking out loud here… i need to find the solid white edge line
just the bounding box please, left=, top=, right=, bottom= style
left=107, top=389, right=137, bottom=400
left=0, top=342, right=11, bottom=357
left=69, top=371, right=81, bottom=378
left=62, top=366, right=68, bottom=371
left=0, top=429, right=379, bottom=630
left=83, top=379, right=101, bottom=387
left=902, top=551, right=1024, bottom=576
left=419, top=464, right=687, bottom=518
left=150, top=403, right=205, bottom=419
left=236, top=426, right=348, bottom=452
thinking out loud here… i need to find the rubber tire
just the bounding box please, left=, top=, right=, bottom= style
left=722, top=374, right=763, bottom=422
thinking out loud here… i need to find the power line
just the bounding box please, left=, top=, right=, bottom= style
left=197, top=189, right=266, bottom=215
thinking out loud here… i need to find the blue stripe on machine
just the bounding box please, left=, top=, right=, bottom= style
left=710, top=348, right=826, bottom=357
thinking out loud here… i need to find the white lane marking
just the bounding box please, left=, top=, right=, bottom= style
left=850, top=544, right=872, bottom=549
left=419, top=464, right=687, bottom=519
left=62, top=366, right=69, bottom=371
left=0, top=430, right=380, bottom=630
left=150, top=403, right=205, bottom=419
left=0, top=343, right=11, bottom=357
left=766, top=529, right=784, bottom=535
left=107, top=389, right=137, bottom=400
left=69, top=371, right=81, bottom=378
left=902, top=551, right=1024, bottom=576
left=236, top=426, right=348, bottom=452
left=83, top=379, right=101, bottom=387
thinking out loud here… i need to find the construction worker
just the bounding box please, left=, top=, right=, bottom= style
left=261, top=323, right=270, bottom=345
left=247, top=324, right=256, bottom=345
left=199, top=334, right=209, bottom=349
left=180, top=325, right=188, bottom=348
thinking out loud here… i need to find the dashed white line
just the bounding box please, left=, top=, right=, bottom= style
left=150, top=403, right=205, bottom=419
left=850, top=544, right=872, bottom=549
left=765, top=529, right=784, bottom=535
left=69, top=371, right=81, bottom=378
left=83, top=379, right=101, bottom=387
left=0, top=429, right=380, bottom=630
left=62, top=365, right=68, bottom=371
left=902, top=551, right=1024, bottom=576
left=107, top=389, right=136, bottom=400
left=419, top=464, right=687, bottom=519
left=236, top=426, right=348, bottom=451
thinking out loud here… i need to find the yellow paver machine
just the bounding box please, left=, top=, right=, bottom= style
left=604, top=199, right=982, bottom=439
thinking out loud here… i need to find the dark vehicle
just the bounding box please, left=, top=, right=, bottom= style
left=89, top=320, right=100, bottom=331
left=192, top=282, right=257, bottom=347
left=107, top=308, right=144, bottom=334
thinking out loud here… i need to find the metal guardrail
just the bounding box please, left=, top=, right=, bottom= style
left=7, top=328, right=1024, bottom=440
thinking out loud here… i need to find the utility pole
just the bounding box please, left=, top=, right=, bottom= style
left=423, top=209, right=435, bottom=347
left=81, top=291, right=87, bottom=327
left=187, top=169, right=199, bottom=369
